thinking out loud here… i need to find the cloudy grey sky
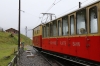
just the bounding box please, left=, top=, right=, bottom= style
left=0, top=0, right=97, bottom=38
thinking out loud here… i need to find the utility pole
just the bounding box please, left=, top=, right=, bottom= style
left=25, top=26, right=27, bottom=37
left=18, top=0, right=21, bottom=51
left=79, top=2, right=81, bottom=8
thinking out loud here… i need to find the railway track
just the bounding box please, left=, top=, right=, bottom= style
left=43, top=53, right=87, bottom=66
left=33, top=48, right=64, bottom=66
left=41, top=51, right=93, bottom=66
left=33, top=47, right=100, bottom=66
left=33, top=48, right=87, bottom=66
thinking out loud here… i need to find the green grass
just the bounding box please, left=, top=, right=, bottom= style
left=20, top=34, right=32, bottom=45
left=0, top=32, right=32, bottom=66
left=0, top=54, right=15, bottom=66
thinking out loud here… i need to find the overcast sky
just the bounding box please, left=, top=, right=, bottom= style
left=0, top=0, right=97, bottom=38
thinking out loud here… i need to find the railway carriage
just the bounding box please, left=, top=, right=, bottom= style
left=33, top=1, right=100, bottom=65
left=33, top=24, right=42, bottom=50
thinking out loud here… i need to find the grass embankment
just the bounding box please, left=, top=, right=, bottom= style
left=0, top=32, right=32, bottom=66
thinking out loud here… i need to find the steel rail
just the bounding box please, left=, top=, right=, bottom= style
left=33, top=48, right=53, bottom=66
left=41, top=51, right=90, bottom=66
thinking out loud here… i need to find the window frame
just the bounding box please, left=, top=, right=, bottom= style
left=62, top=16, right=69, bottom=36
left=70, top=15, right=75, bottom=35
left=52, top=20, right=57, bottom=37
left=76, top=8, right=87, bottom=35
left=33, top=29, right=34, bottom=36
left=50, top=22, right=53, bottom=37
left=58, top=20, right=62, bottom=36
left=89, top=6, right=98, bottom=34
left=46, top=23, right=50, bottom=37
left=42, top=25, right=46, bottom=38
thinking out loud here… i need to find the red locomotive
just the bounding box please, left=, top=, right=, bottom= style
left=33, top=1, right=100, bottom=65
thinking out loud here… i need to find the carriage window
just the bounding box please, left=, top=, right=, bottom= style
left=76, top=9, right=87, bottom=34
left=89, top=6, right=98, bottom=33
left=42, top=27, right=44, bottom=37
left=46, top=24, right=49, bottom=37
left=37, top=27, right=40, bottom=34
left=50, top=23, right=53, bottom=37
left=42, top=26, right=44, bottom=37
left=53, top=21, right=57, bottom=36
left=70, top=15, right=75, bottom=35
left=33, top=30, right=34, bottom=36
left=43, top=26, right=46, bottom=37
left=37, top=30, right=38, bottom=34
left=35, top=31, right=36, bottom=34
left=62, top=16, right=69, bottom=36
left=58, top=20, right=62, bottom=36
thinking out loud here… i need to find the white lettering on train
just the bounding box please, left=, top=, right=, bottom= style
left=72, top=42, right=80, bottom=46
left=60, top=41, right=66, bottom=46
left=50, top=41, right=56, bottom=45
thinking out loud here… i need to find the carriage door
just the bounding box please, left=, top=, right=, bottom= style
left=69, top=14, right=77, bottom=56
left=88, top=4, right=100, bottom=62
left=76, top=8, right=89, bottom=59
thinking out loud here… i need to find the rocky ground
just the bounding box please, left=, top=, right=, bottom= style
left=17, top=45, right=58, bottom=66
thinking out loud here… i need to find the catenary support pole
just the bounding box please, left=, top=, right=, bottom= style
left=18, top=0, right=21, bottom=51
left=79, top=2, right=81, bottom=8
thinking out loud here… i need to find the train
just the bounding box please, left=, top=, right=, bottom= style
left=33, top=1, right=100, bottom=65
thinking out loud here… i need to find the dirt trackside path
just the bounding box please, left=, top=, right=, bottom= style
left=17, top=45, right=51, bottom=66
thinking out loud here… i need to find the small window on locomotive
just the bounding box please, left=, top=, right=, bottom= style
left=50, top=23, right=53, bottom=37
left=58, top=20, right=62, bottom=36
left=76, top=9, right=87, bottom=34
left=62, top=16, right=69, bottom=36
left=42, top=26, right=44, bottom=37
left=46, top=24, right=49, bottom=37
left=89, top=6, right=98, bottom=33
left=70, top=15, right=75, bottom=35
left=43, top=26, right=46, bottom=37
left=35, top=31, right=36, bottom=34
left=33, top=30, right=34, bottom=36
left=53, top=21, right=57, bottom=36
left=37, top=30, right=38, bottom=34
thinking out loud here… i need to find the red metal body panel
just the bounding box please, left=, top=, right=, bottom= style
left=57, top=38, right=69, bottom=54
left=76, top=36, right=89, bottom=59
left=69, top=37, right=77, bottom=56
left=87, top=36, right=100, bottom=62
left=42, top=39, right=44, bottom=49
left=42, top=36, right=100, bottom=62
left=49, top=38, right=57, bottom=52
left=62, top=37, right=69, bottom=54
left=42, top=38, right=49, bottom=50
left=33, top=35, right=42, bottom=48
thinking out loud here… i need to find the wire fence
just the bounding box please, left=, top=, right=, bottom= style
left=8, top=48, right=24, bottom=66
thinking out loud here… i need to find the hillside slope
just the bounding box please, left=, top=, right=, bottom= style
left=0, top=31, right=32, bottom=66
left=0, top=32, right=32, bottom=45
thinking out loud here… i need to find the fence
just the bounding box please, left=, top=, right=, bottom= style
left=8, top=48, right=24, bottom=66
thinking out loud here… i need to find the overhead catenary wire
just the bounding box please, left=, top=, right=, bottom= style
left=20, top=9, right=42, bottom=24
left=57, top=5, right=78, bottom=18
left=57, top=0, right=97, bottom=18
left=45, top=0, right=57, bottom=12
left=45, top=0, right=62, bottom=12
left=54, top=0, right=61, bottom=4
left=19, top=9, right=39, bottom=18
left=54, top=0, right=56, bottom=3
left=40, top=0, right=62, bottom=24
left=82, top=0, right=89, bottom=4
